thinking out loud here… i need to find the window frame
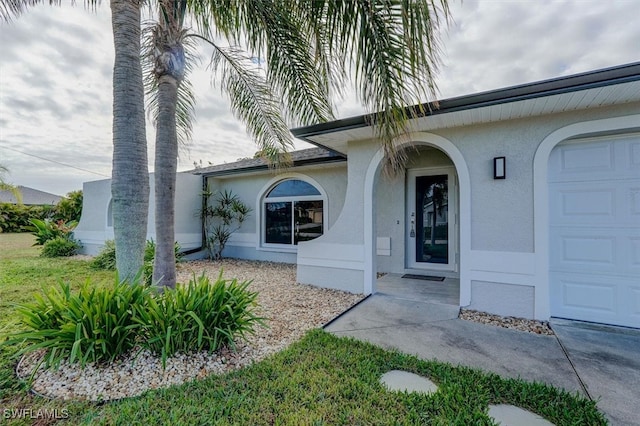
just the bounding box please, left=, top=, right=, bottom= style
left=258, top=175, right=327, bottom=252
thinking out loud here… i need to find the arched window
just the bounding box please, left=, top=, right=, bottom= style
left=263, top=179, right=324, bottom=245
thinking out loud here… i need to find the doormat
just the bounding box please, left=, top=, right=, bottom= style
left=401, top=274, right=445, bottom=281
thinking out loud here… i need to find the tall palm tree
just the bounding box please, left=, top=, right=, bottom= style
left=110, top=0, right=149, bottom=281
left=2, top=1, right=149, bottom=281
left=145, top=0, right=451, bottom=288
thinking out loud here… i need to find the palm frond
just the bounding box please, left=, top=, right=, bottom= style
left=1, top=1, right=100, bottom=21
left=196, top=36, right=293, bottom=168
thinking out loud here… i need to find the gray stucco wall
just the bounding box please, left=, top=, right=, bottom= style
left=75, top=172, right=202, bottom=255
left=435, top=102, right=638, bottom=253
left=206, top=164, right=347, bottom=263
left=376, top=147, right=455, bottom=273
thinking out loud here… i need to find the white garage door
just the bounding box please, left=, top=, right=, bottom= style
left=549, top=134, right=640, bottom=328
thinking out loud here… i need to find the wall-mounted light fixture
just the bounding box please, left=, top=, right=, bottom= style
left=493, top=156, right=506, bottom=179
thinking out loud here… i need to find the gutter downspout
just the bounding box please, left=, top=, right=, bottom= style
left=180, top=175, right=207, bottom=256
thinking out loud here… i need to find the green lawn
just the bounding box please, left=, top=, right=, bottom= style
left=0, top=233, right=606, bottom=425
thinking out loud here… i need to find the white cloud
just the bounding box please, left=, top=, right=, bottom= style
left=0, top=0, right=638, bottom=195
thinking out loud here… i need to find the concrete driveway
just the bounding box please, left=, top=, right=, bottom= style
left=324, top=281, right=640, bottom=425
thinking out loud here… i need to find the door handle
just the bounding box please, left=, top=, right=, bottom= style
left=410, top=212, right=415, bottom=238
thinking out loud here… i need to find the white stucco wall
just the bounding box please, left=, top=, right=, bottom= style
left=75, top=172, right=202, bottom=255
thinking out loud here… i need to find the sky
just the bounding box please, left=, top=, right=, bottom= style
left=0, top=0, right=639, bottom=196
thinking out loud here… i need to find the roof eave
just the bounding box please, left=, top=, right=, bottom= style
left=291, top=62, right=640, bottom=140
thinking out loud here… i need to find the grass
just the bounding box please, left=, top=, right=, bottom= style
left=0, top=233, right=606, bottom=425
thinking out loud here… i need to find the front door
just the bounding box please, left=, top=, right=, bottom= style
left=407, top=168, right=457, bottom=271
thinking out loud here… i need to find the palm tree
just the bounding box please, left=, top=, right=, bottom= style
left=145, top=0, right=451, bottom=288
left=2, top=1, right=149, bottom=281
left=0, top=165, right=22, bottom=204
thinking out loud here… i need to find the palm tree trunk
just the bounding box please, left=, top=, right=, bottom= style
left=152, top=75, right=179, bottom=288
left=110, top=0, right=149, bottom=282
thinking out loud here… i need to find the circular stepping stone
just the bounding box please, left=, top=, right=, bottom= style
left=488, top=404, right=555, bottom=426
left=380, top=370, right=438, bottom=395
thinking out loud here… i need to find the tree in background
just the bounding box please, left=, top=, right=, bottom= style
left=54, top=190, right=83, bottom=223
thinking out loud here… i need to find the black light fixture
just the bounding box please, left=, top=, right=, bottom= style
left=493, top=156, right=506, bottom=179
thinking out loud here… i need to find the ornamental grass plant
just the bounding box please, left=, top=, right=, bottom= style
left=3, top=273, right=264, bottom=370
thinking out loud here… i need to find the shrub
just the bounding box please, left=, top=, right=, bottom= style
left=26, top=218, right=77, bottom=245
left=4, top=273, right=264, bottom=370
left=90, top=240, right=117, bottom=270
left=41, top=236, right=81, bottom=258
left=53, top=190, right=83, bottom=223
left=5, top=279, right=152, bottom=368
left=137, top=273, right=264, bottom=367
left=0, top=203, right=53, bottom=233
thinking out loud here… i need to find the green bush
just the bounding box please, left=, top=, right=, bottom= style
left=0, top=203, right=53, bottom=233
left=90, top=240, right=117, bottom=270
left=41, top=236, right=81, bottom=258
left=5, top=279, right=152, bottom=368
left=137, top=273, right=264, bottom=366
left=26, top=218, right=77, bottom=245
left=4, top=274, right=264, bottom=370
left=53, top=190, right=83, bottom=223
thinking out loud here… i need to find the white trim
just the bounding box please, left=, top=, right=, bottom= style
left=533, top=114, right=640, bottom=320
left=255, top=173, right=329, bottom=251
left=469, top=250, right=535, bottom=276
left=406, top=167, right=457, bottom=271
left=297, top=242, right=364, bottom=270
left=364, top=132, right=472, bottom=304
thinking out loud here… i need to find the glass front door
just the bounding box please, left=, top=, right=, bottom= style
left=416, top=174, right=449, bottom=264
left=408, top=168, right=456, bottom=271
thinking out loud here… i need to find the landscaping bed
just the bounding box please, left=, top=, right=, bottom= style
left=16, top=259, right=364, bottom=401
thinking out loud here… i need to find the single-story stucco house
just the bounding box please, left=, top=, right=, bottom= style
left=75, top=62, right=640, bottom=329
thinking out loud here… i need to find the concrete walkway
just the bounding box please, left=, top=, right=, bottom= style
left=325, top=276, right=640, bottom=425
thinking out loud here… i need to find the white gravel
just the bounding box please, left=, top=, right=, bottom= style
left=16, top=259, right=364, bottom=401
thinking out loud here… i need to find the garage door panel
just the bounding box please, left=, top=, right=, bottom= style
left=550, top=181, right=639, bottom=226
left=550, top=228, right=638, bottom=274
left=549, top=134, right=640, bottom=329
left=551, top=273, right=640, bottom=327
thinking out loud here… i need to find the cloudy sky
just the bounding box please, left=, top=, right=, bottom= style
left=0, top=0, right=638, bottom=196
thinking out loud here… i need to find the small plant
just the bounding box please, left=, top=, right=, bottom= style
left=4, top=277, right=152, bottom=368
left=137, top=273, right=264, bottom=367
left=90, top=240, right=117, bottom=270
left=201, top=189, right=252, bottom=260
left=41, top=236, right=81, bottom=257
left=26, top=218, right=77, bottom=245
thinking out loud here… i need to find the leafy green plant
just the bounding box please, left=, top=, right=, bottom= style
left=201, top=189, right=252, bottom=260
left=41, top=236, right=81, bottom=258
left=26, top=218, right=77, bottom=245
left=90, top=240, right=117, bottom=270
left=54, top=190, right=83, bottom=223
left=0, top=203, right=54, bottom=233
left=4, top=277, right=151, bottom=368
left=137, top=273, right=264, bottom=367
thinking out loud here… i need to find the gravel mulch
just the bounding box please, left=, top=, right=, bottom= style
left=459, top=309, right=554, bottom=335
left=16, top=259, right=364, bottom=401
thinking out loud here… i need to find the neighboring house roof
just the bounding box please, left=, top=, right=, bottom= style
left=193, top=148, right=346, bottom=177
left=0, top=185, right=62, bottom=205
left=292, top=62, right=640, bottom=154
